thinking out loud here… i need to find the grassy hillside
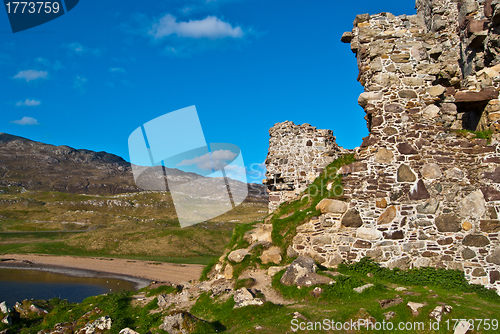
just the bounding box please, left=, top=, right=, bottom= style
left=0, top=186, right=268, bottom=264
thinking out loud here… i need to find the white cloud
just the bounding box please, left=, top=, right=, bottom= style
left=177, top=149, right=237, bottom=170
left=66, top=42, right=102, bottom=56
left=16, top=99, right=41, bottom=107
left=149, top=14, right=244, bottom=39
left=224, top=164, right=247, bottom=182
left=11, top=117, right=39, bottom=125
left=109, top=67, right=126, bottom=73
left=13, top=70, right=48, bottom=82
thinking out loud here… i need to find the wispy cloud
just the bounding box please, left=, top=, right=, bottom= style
left=36, top=57, right=63, bottom=70
left=109, top=67, right=126, bottom=73
left=177, top=149, right=237, bottom=170
left=16, top=99, right=41, bottom=107
left=65, top=42, right=102, bottom=56
left=74, top=75, right=88, bottom=92
left=149, top=14, right=244, bottom=39
left=13, top=70, right=48, bottom=82
left=11, top=116, right=39, bottom=125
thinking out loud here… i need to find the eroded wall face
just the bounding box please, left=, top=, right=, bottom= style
left=275, top=0, right=500, bottom=293
left=263, top=121, right=343, bottom=212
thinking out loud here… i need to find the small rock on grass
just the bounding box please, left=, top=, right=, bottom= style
left=454, top=320, right=471, bottom=334
left=428, top=305, right=452, bottom=322
left=353, top=283, right=374, bottom=293
left=407, top=302, right=427, bottom=316
left=379, top=297, right=403, bottom=309
left=384, top=311, right=396, bottom=320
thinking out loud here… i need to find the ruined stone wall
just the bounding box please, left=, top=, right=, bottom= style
left=281, top=0, right=500, bottom=293
left=263, top=121, right=343, bottom=212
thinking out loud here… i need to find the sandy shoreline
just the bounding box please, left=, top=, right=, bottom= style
left=0, top=254, right=205, bottom=288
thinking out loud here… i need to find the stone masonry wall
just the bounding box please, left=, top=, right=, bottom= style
left=270, top=0, right=500, bottom=294
left=263, top=121, right=344, bottom=212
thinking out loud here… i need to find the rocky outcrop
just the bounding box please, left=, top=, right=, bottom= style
left=159, top=311, right=206, bottom=334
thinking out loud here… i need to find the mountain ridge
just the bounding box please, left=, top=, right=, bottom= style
left=0, top=133, right=267, bottom=201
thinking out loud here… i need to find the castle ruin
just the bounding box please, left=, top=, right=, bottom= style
left=265, top=0, right=500, bottom=293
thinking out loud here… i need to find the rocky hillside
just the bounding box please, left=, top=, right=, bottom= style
left=0, top=133, right=267, bottom=201
left=3, top=154, right=500, bottom=334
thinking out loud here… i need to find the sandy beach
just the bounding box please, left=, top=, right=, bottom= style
left=0, top=254, right=205, bottom=286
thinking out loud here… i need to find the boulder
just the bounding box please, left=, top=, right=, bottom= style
left=119, top=329, right=140, bottom=334
left=159, top=311, right=204, bottom=334
left=260, top=247, right=282, bottom=265
left=267, top=266, right=287, bottom=276
left=29, top=304, right=47, bottom=315
left=78, top=316, right=112, bottom=334
left=353, top=283, right=374, bottom=293
left=224, top=264, right=233, bottom=280
left=1, top=315, right=11, bottom=326
left=454, top=321, right=471, bottom=334
left=228, top=249, right=250, bottom=263
left=428, top=305, right=452, bottom=322
left=407, top=302, right=427, bottom=317
left=315, top=199, right=348, bottom=214
left=0, top=302, right=12, bottom=315
left=341, top=209, right=363, bottom=227
left=244, top=224, right=273, bottom=244
left=460, top=190, right=486, bottom=219
left=379, top=297, right=403, bottom=309
left=233, top=288, right=264, bottom=309
left=280, top=256, right=317, bottom=286
left=296, top=273, right=335, bottom=287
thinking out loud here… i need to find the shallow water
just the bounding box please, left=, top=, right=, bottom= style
left=0, top=268, right=138, bottom=304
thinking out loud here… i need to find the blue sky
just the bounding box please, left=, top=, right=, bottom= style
left=1, top=0, right=416, bottom=183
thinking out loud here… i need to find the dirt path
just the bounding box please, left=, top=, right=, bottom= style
left=0, top=254, right=204, bottom=284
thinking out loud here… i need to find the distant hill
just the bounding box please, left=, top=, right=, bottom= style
left=0, top=133, right=267, bottom=201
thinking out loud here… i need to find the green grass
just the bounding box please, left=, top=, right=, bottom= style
left=222, top=154, right=356, bottom=279
left=452, top=129, right=493, bottom=143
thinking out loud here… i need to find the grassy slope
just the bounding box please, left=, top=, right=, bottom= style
left=0, top=187, right=267, bottom=264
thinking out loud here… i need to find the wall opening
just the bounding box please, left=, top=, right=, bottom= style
left=456, top=101, right=489, bottom=131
